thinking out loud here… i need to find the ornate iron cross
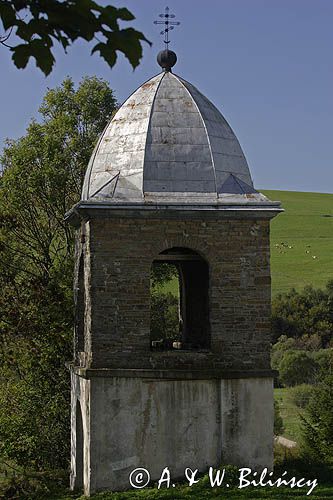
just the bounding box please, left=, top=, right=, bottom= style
left=154, top=6, right=180, bottom=49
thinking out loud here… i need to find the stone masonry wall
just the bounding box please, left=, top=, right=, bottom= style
left=78, top=216, right=272, bottom=371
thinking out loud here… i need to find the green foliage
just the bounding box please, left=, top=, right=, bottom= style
left=150, top=264, right=180, bottom=344
left=274, top=399, right=284, bottom=435
left=312, top=349, right=333, bottom=373
left=289, top=384, right=314, bottom=409
left=272, top=335, right=332, bottom=387
left=278, top=351, right=318, bottom=387
left=150, top=263, right=178, bottom=288
left=272, top=282, right=333, bottom=346
left=150, top=292, right=179, bottom=343
left=301, top=374, right=333, bottom=464
left=0, top=464, right=66, bottom=499
left=0, top=1, right=150, bottom=75
left=0, top=76, right=117, bottom=471
left=271, top=335, right=298, bottom=372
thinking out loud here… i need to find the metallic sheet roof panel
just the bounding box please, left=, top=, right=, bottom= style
left=81, top=73, right=163, bottom=200
left=218, top=174, right=257, bottom=195
left=82, top=69, right=261, bottom=204
left=144, top=179, right=217, bottom=193
left=178, top=75, right=253, bottom=188
left=144, top=161, right=216, bottom=182
left=151, top=110, right=204, bottom=128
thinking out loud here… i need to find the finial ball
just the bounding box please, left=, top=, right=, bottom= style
left=157, top=50, right=177, bottom=71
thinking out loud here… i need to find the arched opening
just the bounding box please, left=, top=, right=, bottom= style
left=150, top=247, right=210, bottom=350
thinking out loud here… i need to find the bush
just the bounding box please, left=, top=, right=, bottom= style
left=279, top=350, right=318, bottom=387
left=271, top=335, right=297, bottom=370
left=0, top=467, right=66, bottom=500
left=301, top=374, right=333, bottom=464
left=272, top=337, right=332, bottom=386
left=274, top=399, right=284, bottom=435
left=272, top=282, right=333, bottom=347
left=289, top=384, right=314, bottom=409
left=312, top=349, right=333, bottom=375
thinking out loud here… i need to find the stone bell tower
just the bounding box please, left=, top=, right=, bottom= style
left=66, top=49, right=282, bottom=495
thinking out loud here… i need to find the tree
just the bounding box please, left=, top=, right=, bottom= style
left=0, top=1, right=150, bottom=75
left=0, top=76, right=117, bottom=470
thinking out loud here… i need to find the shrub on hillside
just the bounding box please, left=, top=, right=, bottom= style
left=301, top=374, right=333, bottom=464
left=271, top=335, right=297, bottom=371
left=289, top=384, right=314, bottom=409
left=272, top=282, right=333, bottom=347
left=272, top=337, right=332, bottom=386
left=279, top=351, right=319, bottom=387
left=312, top=349, right=333, bottom=375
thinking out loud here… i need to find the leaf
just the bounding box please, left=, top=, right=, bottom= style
left=117, top=7, right=135, bottom=21
left=0, top=2, right=17, bottom=30
left=12, top=39, right=55, bottom=75
left=1, top=1, right=150, bottom=74
left=16, top=18, right=52, bottom=42
left=11, top=44, right=31, bottom=69
left=91, top=42, right=117, bottom=67
left=30, top=39, right=55, bottom=75
left=104, top=28, right=150, bottom=69
left=97, top=5, right=134, bottom=27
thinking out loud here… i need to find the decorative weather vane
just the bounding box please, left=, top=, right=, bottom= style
left=154, top=6, right=180, bottom=49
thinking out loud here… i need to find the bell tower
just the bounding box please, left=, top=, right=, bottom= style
left=66, top=46, right=282, bottom=495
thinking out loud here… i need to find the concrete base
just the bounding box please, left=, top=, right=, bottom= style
left=70, top=372, right=274, bottom=495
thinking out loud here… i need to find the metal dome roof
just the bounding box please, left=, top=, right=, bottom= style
left=81, top=71, right=262, bottom=203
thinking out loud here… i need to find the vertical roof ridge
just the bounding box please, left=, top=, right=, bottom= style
left=142, top=72, right=166, bottom=197
left=173, top=74, right=254, bottom=190
left=171, top=73, right=218, bottom=197
left=84, top=121, right=111, bottom=200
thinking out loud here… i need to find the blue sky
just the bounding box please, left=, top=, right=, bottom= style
left=1, top=0, right=332, bottom=193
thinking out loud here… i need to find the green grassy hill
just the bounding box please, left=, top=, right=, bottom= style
left=262, top=190, right=333, bottom=296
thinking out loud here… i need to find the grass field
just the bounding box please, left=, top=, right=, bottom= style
left=262, top=190, right=333, bottom=296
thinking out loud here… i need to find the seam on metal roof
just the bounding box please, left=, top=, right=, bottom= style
left=84, top=120, right=111, bottom=200
left=172, top=73, right=218, bottom=197
left=142, top=72, right=166, bottom=198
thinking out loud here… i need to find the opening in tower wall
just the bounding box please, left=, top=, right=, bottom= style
left=150, top=247, right=210, bottom=351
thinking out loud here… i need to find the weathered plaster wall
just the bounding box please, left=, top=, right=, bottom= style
left=220, top=377, right=274, bottom=467
left=71, top=374, right=274, bottom=494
